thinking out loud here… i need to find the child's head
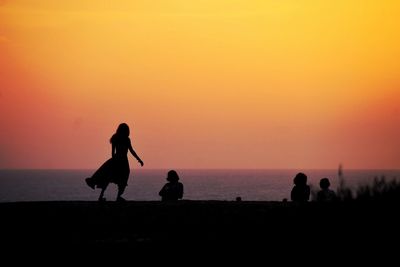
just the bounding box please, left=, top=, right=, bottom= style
left=166, top=170, right=179, bottom=182
left=293, top=172, right=307, bottom=186
left=319, top=178, right=331, bottom=189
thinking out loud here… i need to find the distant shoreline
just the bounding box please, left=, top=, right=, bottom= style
left=1, top=168, right=400, bottom=171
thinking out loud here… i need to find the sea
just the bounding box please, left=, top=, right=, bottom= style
left=0, top=169, right=399, bottom=202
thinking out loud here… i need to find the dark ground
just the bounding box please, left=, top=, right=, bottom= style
left=1, top=200, right=398, bottom=264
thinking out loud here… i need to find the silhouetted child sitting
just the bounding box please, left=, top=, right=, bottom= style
left=291, top=172, right=310, bottom=202
left=317, top=178, right=337, bottom=202
left=159, top=170, right=184, bottom=201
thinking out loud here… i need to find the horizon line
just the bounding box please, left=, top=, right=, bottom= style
left=1, top=167, right=400, bottom=171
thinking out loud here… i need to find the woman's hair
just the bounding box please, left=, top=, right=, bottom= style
left=293, top=172, right=307, bottom=186
left=110, top=123, right=130, bottom=143
left=166, top=170, right=180, bottom=182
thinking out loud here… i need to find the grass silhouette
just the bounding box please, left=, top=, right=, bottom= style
left=356, top=176, right=400, bottom=202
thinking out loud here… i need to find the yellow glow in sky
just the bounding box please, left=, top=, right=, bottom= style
left=1, top=1, right=399, bottom=169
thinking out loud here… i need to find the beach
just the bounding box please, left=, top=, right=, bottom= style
left=1, top=200, right=398, bottom=263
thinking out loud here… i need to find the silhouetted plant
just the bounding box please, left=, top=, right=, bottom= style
left=356, top=176, right=400, bottom=202
left=336, top=167, right=353, bottom=201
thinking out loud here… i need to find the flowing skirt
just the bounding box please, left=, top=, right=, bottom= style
left=88, top=157, right=130, bottom=189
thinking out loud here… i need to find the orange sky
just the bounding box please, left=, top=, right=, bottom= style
left=1, top=0, right=399, bottom=169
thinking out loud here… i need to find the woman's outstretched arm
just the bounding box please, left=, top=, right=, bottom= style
left=129, top=143, right=144, bottom=166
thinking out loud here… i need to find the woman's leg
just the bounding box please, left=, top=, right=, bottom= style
left=98, top=184, right=108, bottom=201
left=116, top=184, right=126, bottom=201
left=116, top=163, right=129, bottom=202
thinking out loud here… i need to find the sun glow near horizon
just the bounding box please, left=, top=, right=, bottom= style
left=1, top=0, right=399, bottom=169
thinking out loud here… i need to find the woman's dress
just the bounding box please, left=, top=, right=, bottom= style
left=86, top=137, right=131, bottom=189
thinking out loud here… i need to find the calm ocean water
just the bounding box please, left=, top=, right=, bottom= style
left=0, top=169, right=399, bottom=202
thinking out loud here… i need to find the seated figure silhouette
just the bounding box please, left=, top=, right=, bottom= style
left=159, top=170, right=184, bottom=201
left=290, top=172, right=310, bottom=202
left=316, top=178, right=337, bottom=202
left=85, top=123, right=144, bottom=202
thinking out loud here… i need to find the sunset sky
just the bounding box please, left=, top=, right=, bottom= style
left=1, top=0, right=399, bottom=169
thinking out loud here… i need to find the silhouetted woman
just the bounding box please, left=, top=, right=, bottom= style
left=85, top=123, right=144, bottom=202
left=290, top=172, right=310, bottom=202
left=159, top=170, right=184, bottom=201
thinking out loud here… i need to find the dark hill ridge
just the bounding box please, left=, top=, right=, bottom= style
left=1, top=200, right=398, bottom=262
